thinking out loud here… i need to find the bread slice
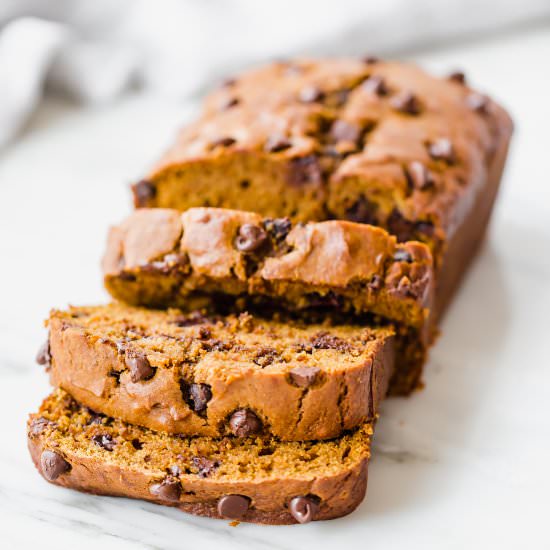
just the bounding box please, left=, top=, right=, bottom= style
left=28, top=389, right=372, bottom=525
left=131, top=59, right=512, bottom=318
left=45, top=303, right=394, bottom=441
left=102, top=207, right=433, bottom=394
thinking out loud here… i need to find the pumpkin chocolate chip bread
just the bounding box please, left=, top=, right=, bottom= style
left=133, top=58, right=513, bottom=317
left=44, top=303, right=394, bottom=441
left=29, top=389, right=373, bottom=525
left=102, top=207, right=432, bottom=394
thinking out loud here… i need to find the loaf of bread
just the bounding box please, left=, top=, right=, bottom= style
left=44, top=303, right=394, bottom=441
left=132, top=59, right=513, bottom=317
left=29, top=389, right=373, bottom=525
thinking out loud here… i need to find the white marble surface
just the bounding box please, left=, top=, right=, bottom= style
left=1, top=25, right=549, bottom=550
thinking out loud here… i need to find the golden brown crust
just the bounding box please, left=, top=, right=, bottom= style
left=28, top=390, right=371, bottom=525
left=47, top=303, right=394, bottom=440
left=103, top=207, right=434, bottom=330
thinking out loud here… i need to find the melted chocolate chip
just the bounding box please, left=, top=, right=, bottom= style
left=362, top=75, right=389, bottom=96
left=390, top=91, right=421, bottom=115
left=299, top=85, right=324, bottom=103
left=218, top=494, right=250, bottom=519
left=448, top=71, right=466, bottom=84
left=289, top=366, right=320, bottom=388
left=228, top=409, right=262, bottom=437
left=131, top=438, right=143, bottom=450
left=345, top=195, right=378, bottom=225
left=235, top=224, right=268, bottom=253
left=92, top=433, right=116, bottom=451
left=466, top=93, right=489, bottom=114
left=406, top=161, right=434, bottom=191
left=386, top=209, right=415, bottom=242
left=211, top=137, right=236, bottom=148
left=263, top=217, right=292, bottom=244
left=330, top=119, right=361, bottom=144
left=287, top=155, right=323, bottom=187
left=265, top=135, right=292, bottom=153
left=125, top=350, right=155, bottom=382
left=289, top=495, right=320, bottom=524
left=253, top=347, right=280, bottom=367
left=133, top=180, right=156, bottom=207
left=29, top=417, right=50, bottom=437
left=40, top=450, right=70, bottom=481
left=181, top=382, right=212, bottom=413
left=192, top=456, right=220, bottom=478
left=310, top=331, right=352, bottom=352
left=428, top=138, right=455, bottom=164
left=393, top=249, right=414, bottom=263
left=36, top=339, right=51, bottom=368
left=150, top=477, right=182, bottom=502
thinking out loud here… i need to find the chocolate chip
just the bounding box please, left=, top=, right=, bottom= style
left=29, top=417, right=50, bottom=437
left=448, top=71, right=466, bottom=84
left=198, top=326, right=211, bottom=339
left=131, top=438, right=143, bottom=450
left=125, top=350, right=155, bottom=382
left=201, top=339, right=233, bottom=352
left=387, top=209, right=415, bottom=242
left=345, top=195, right=378, bottom=225
left=192, top=456, right=220, bottom=478
left=310, top=331, right=352, bottom=352
left=92, top=433, right=116, bottom=451
left=393, top=249, right=413, bottom=263
left=362, top=55, right=379, bottom=64
left=181, top=382, right=212, bottom=413
left=367, top=274, right=383, bottom=291
left=40, top=450, right=70, bottom=481
left=289, top=495, right=320, bottom=524
left=287, top=155, right=323, bottom=187
left=36, top=339, right=51, bottom=368
left=220, top=97, right=239, bottom=110
left=133, top=180, right=156, bottom=207
left=362, top=75, right=389, bottom=96
left=289, top=366, right=320, bottom=388
left=253, top=347, right=279, bottom=368
left=150, top=477, right=182, bottom=502
left=263, top=217, right=292, bottom=242
left=228, top=409, right=262, bottom=437
left=211, top=137, right=236, bottom=148
left=390, top=91, right=421, bottom=115
left=466, top=93, right=489, bottom=114
left=235, top=224, right=268, bottom=253
left=428, top=138, right=455, bottom=164
left=299, top=85, right=324, bottom=103
left=265, top=135, right=292, bottom=153
left=406, top=161, right=434, bottom=191
left=330, top=119, right=361, bottom=144
left=217, top=494, right=250, bottom=519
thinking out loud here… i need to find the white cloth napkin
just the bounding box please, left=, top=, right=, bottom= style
left=0, top=0, right=549, bottom=148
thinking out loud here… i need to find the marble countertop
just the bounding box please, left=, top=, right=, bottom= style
left=1, top=25, right=549, bottom=550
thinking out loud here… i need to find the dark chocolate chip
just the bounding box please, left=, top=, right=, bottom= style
left=310, top=331, right=352, bottom=352
left=406, top=161, right=434, bottom=191
left=367, top=274, right=383, bottom=291
left=211, top=137, right=236, bottom=148
left=387, top=209, right=415, bottom=242
left=198, top=326, right=211, bottom=339
left=330, top=119, right=361, bottom=144
left=289, top=366, right=320, bottom=388
left=220, top=96, right=239, bottom=110
left=29, top=417, right=50, bottom=437
left=125, top=350, right=155, bottom=383
left=40, top=450, right=70, bottom=481
left=299, top=85, right=324, bottom=103
left=263, top=217, right=292, bottom=243
left=131, top=438, right=143, bottom=450
left=228, top=409, right=262, bottom=437
left=362, top=55, right=379, bottom=65
left=92, top=433, right=116, bottom=451
left=289, top=495, right=320, bottom=524
left=466, top=93, right=489, bottom=114
left=345, top=195, right=378, bottom=225
left=192, top=456, right=220, bottom=478
left=393, top=249, right=414, bottom=263
left=264, top=135, right=292, bottom=153
left=182, top=382, right=212, bottom=413
left=217, top=494, right=250, bottom=519
left=390, top=91, right=421, bottom=115
left=253, top=347, right=279, bottom=368
left=287, top=155, right=323, bottom=187
left=428, top=138, right=455, bottom=163
left=362, top=75, right=389, bottom=96
left=235, top=224, right=268, bottom=253
left=118, top=271, right=137, bottom=282
left=150, top=477, right=182, bottom=502
left=448, top=71, right=466, bottom=84
left=36, top=339, right=51, bottom=368
left=133, top=180, right=156, bottom=207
